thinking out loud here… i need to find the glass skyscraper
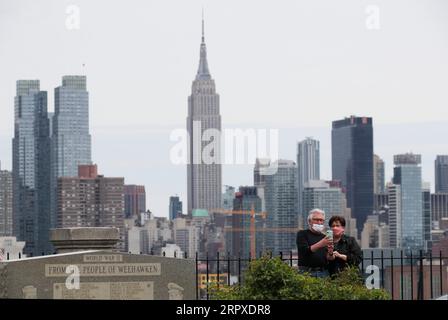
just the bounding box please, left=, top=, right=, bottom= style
left=297, top=138, right=320, bottom=219
left=169, top=196, right=183, bottom=220
left=393, top=153, right=424, bottom=252
left=52, top=76, right=91, bottom=178
left=12, top=80, right=51, bottom=255
left=264, top=160, right=298, bottom=254
left=332, top=116, right=374, bottom=236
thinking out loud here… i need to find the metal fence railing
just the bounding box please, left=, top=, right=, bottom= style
left=194, top=250, right=448, bottom=300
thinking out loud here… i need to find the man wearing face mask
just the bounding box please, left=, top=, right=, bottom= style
left=296, top=209, right=332, bottom=278
left=326, top=215, right=362, bottom=277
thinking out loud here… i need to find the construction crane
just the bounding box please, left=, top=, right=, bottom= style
left=211, top=204, right=266, bottom=259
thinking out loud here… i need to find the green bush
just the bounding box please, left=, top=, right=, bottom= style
left=209, top=255, right=390, bottom=300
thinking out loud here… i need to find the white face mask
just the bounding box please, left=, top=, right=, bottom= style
left=311, top=224, right=325, bottom=233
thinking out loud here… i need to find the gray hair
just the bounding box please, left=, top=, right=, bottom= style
left=307, top=208, right=325, bottom=223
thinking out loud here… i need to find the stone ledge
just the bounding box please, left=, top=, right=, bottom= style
left=50, top=228, right=120, bottom=253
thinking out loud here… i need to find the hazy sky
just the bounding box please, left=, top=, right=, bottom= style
left=1, top=0, right=448, bottom=217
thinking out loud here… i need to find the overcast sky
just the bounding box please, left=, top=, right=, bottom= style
left=1, top=0, right=448, bottom=217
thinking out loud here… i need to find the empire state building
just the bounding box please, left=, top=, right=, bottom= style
left=187, top=17, right=222, bottom=215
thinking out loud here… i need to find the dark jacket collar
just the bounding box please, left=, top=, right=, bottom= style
left=335, top=234, right=349, bottom=244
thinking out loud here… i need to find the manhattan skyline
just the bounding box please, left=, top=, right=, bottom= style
left=1, top=0, right=448, bottom=217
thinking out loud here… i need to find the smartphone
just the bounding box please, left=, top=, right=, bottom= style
left=326, top=230, right=333, bottom=241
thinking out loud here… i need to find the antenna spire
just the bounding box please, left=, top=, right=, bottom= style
left=202, top=8, right=205, bottom=43
left=196, top=8, right=211, bottom=80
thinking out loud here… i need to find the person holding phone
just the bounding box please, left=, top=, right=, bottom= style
left=296, top=208, right=332, bottom=278
left=326, top=215, right=362, bottom=277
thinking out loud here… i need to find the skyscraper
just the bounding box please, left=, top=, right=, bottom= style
left=124, top=185, right=146, bottom=218
left=297, top=138, right=320, bottom=218
left=0, top=163, right=13, bottom=237
left=187, top=17, right=222, bottom=215
left=169, top=196, right=183, bottom=220
left=387, top=182, right=402, bottom=248
left=51, top=75, right=91, bottom=228
left=373, top=154, right=385, bottom=194
left=12, top=80, right=51, bottom=256
left=264, top=160, right=298, bottom=254
left=435, top=155, right=448, bottom=193
left=332, top=116, right=374, bottom=236
left=393, top=153, right=424, bottom=251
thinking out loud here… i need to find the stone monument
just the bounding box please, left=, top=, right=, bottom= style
left=0, top=228, right=196, bottom=300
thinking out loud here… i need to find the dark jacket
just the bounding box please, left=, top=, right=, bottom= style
left=328, top=234, right=362, bottom=276
left=296, top=229, right=327, bottom=268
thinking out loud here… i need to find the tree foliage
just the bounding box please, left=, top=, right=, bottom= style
left=209, top=255, right=390, bottom=300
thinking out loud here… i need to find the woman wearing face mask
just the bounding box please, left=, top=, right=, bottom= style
left=326, top=215, right=362, bottom=277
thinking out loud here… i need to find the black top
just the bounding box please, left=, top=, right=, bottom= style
left=328, top=234, right=362, bottom=275
left=296, top=229, right=327, bottom=268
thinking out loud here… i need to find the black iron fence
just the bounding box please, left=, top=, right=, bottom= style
left=194, top=250, right=448, bottom=300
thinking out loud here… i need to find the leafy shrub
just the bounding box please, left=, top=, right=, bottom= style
left=209, top=255, right=390, bottom=300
